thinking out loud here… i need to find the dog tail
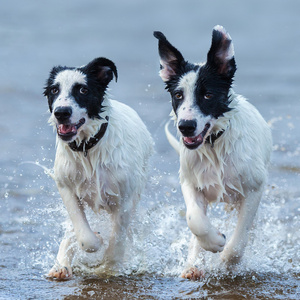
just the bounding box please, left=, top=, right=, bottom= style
left=165, top=120, right=180, bottom=155
left=20, top=161, right=55, bottom=181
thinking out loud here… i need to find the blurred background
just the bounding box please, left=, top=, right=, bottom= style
left=0, top=1, right=299, bottom=299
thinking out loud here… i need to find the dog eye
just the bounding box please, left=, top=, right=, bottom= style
left=204, top=93, right=213, bottom=100
left=174, top=92, right=183, bottom=100
left=50, top=87, right=59, bottom=95
left=80, top=87, right=88, bottom=95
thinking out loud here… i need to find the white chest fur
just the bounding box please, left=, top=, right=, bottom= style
left=53, top=99, right=153, bottom=213
left=179, top=93, right=272, bottom=203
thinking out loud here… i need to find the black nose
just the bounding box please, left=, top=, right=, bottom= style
left=178, top=119, right=197, bottom=136
left=54, top=106, right=72, bottom=122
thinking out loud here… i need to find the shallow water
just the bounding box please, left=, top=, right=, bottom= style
left=1, top=1, right=300, bottom=299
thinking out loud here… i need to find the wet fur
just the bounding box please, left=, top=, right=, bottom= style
left=44, top=57, right=153, bottom=279
left=154, top=26, right=272, bottom=278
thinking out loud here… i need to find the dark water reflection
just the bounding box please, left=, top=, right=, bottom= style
left=1, top=0, right=300, bottom=299
left=36, top=273, right=300, bottom=299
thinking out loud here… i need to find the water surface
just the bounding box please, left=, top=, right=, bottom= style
left=0, top=1, right=299, bottom=299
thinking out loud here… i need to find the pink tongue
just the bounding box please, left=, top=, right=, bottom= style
left=184, top=134, right=203, bottom=145
left=58, top=124, right=76, bottom=134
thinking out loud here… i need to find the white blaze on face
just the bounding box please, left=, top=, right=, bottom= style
left=52, top=69, right=88, bottom=124
left=176, top=71, right=198, bottom=121
left=54, top=69, right=86, bottom=104
left=176, top=71, right=213, bottom=137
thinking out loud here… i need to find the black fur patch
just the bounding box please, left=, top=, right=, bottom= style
left=165, top=64, right=199, bottom=113
left=154, top=29, right=236, bottom=119
left=43, top=66, right=74, bottom=113
left=165, top=64, right=233, bottom=118
left=44, top=57, right=117, bottom=119
left=194, top=64, right=233, bottom=118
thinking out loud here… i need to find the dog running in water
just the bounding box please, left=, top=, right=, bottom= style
left=154, top=26, right=272, bottom=279
left=44, top=57, right=153, bottom=279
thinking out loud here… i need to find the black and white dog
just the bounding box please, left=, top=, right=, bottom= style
left=44, top=57, right=153, bottom=279
left=154, top=26, right=272, bottom=279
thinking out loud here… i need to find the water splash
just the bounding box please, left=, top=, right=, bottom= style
left=25, top=175, right=298, bottom=284
left=11, top=156, right=298, bottom=298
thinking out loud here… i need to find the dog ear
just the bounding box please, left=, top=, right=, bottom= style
left=207, top=25, right=236, bottom=78
left=153, top=31, right=185, bottom=82
left=84, top=57, right=118, bottom=85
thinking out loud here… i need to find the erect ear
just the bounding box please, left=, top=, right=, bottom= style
left=153, top=31, right=185, bottom=82
left=83, top=57, right=118, bottom=85
left=207, top=25, right=236, bottom=78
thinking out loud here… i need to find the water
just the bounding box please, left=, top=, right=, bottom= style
left=1, top=1, right=300, bottom=299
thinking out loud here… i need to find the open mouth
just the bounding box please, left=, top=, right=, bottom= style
left=57, top=118, right=85, bottom=141
left=182, top=123, right=211, bottom=149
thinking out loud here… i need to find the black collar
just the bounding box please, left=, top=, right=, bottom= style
left=205, top=130, right=224, bottom=148
left=68, top=116, right=109, bottom=157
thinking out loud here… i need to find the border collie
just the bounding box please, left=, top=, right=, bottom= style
left=154, top=26, right=272, bottom=279
left=44, top=57, right=153, bottom=279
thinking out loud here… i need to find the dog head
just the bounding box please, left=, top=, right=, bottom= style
left=154, top=25, right=236, bottom=150
left=44, top=57, right=117, bottom=142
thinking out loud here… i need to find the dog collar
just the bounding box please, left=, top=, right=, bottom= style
left=68, top=116, right=109, bottom=157
left=206, top=130, right=224, bottom=148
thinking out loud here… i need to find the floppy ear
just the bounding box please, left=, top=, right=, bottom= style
left=153, top=31, right=185, bottom=82
left=207, top=25, right=236, bottom=78
left=83, top=57, right=118, bottom=85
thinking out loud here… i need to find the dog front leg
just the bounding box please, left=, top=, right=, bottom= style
left=182, top=182, right=226, bottom=253
left=181, top=235, right=205, bottom=280
left=181, top=182, right=225, bottom=280
left=48, top=235, right=75, bottom=279
left=58, top=187, right=103, bottom=253
left=221, top=186, right=263, bottom=265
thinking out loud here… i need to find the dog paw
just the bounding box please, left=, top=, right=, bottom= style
left=181, top=267, right=205, bottom=281
left=78, top=231, right=103, bottom=253
left=47, top=265, right=72, bottom=280
left=198, top=231, right=226, bottom=253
